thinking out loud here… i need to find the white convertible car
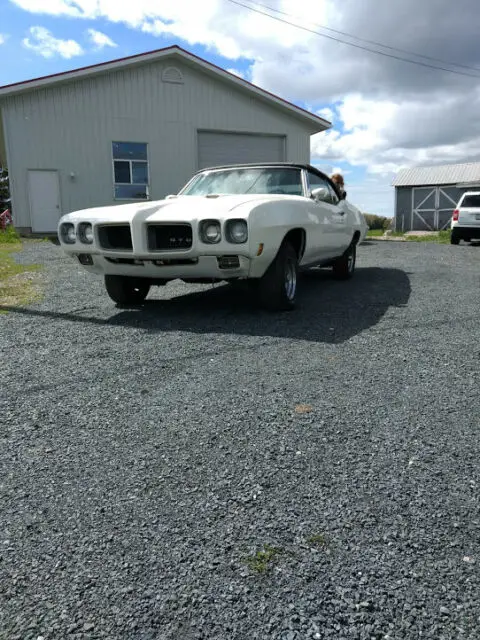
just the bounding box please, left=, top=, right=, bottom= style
left=58, top=163, right=367, bottom=311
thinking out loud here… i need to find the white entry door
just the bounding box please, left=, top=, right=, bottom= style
left=28, top=170, right=61, bottom=233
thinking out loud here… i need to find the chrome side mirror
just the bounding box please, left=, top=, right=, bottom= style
left=311, top=186, right=329, bottom=202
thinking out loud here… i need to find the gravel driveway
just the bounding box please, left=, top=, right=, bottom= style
left=1, top=240, right=479, bottom=640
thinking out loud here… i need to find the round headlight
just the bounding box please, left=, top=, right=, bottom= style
left=201, top=220, right=221, bottom=244
left=78, top=222, right=93, bottom=244
left=227, top=219, right=248, bottom=244
left=60, top=223, right=76, bottom=244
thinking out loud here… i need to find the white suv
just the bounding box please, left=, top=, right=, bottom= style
left=451, top=191, right=480, bottom=244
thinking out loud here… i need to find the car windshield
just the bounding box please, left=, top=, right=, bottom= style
left=180, top=167, right=304, bottom=196
left=461, top=194, right=480, bottom=208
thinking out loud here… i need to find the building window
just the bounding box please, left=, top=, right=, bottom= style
left=112, top=142, right=149, bottom=200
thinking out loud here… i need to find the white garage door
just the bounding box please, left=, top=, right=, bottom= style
left=197, top=132, right=285, bottom=169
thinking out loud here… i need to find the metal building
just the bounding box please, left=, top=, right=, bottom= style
left=0, top=45, right=330, bottom=234
left=392, top=162, right=480, bottom=232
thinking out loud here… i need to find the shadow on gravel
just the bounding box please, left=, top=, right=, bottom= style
left=0, top=267, right=411, bottom=344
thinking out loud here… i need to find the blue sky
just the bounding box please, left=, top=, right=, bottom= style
left=2, top=0, right=478, bottom=217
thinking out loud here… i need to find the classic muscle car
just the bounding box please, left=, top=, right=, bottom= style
left=58, top=163, right=368, bottom=311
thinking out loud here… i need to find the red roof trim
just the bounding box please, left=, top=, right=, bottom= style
left=0, top=44, right=330, bottom=128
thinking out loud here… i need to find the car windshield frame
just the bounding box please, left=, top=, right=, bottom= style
left=178, top=166, right=306, bottom=197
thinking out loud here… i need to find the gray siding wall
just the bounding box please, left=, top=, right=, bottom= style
left=394, top=187, right=412, bottom=231
left=1, top=60, right=312, bottom=229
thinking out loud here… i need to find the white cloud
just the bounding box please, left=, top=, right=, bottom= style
left=311, top=90, right=480, bottom=175
left=316, top=107, right=335, bottom=123
left=11, top=0, right=83, bottom=17
left=86, top=28, right=117, bottom=49
left=0, top=34, right=7, bottom=45
left=226, top=68, right=246, bottom=79
left=23, top=26, right=84, bottom=58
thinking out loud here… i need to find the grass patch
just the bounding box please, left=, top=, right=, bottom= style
left=245, top=545, right=283, bottom=574
left=307, top=533, right=328, bottom=547
left=405, top=230, right=452, bottom=243
left=369, top=229, right=452, bottom=243
left=0, top=231, right=43, bottom=311
left=0, top=226, right=21, bottom=244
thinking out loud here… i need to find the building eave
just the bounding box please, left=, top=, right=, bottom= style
left=0, top=45, right=330, bottom=133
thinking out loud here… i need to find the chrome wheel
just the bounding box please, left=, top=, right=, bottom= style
left=347, top=248, right=355, bottom=273
left=284, top=257, right=297, bottom=301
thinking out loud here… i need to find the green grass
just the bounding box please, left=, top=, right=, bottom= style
left=0, top=225, right=21, bottom=244
left=244, top=545, right=283, bottom=574
left=405, top=230, right=452, bottom=243
left=0, top=228, right=43, bottom=311
left=367, top=229, right=452, bottom=243
left=306, top=533, right=328, bottom=547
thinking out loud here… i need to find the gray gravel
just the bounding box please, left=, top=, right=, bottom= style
left=1, top=239, right=479, bottom=640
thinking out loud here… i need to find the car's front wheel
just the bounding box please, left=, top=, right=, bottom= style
left=255, top=241, right=298, bottom=311
left=332, top=242, right=356, bottom=280
left=104, top=275, right=151, bottom=305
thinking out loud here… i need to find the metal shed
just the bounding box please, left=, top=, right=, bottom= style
left=0, top=45, right=330, bottom=234
left=392, top=162, right=480, bottom=232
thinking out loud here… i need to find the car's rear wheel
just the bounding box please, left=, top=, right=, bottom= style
left=332, top=242, right=356, bottom=280
left=104, top=275, right=150, bottom=305
left=255, top=241, right=298, bottom=311
left=450, top=230, right=460, bottom=245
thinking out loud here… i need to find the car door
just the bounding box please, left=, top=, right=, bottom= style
left=304, top=170, right=346, bottom=261
left=325, top=181, right=352, bottom=251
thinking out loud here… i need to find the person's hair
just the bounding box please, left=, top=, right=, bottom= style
left=331, top=173, right=345, bottom=188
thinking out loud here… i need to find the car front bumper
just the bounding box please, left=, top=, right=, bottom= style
left=66, top=251, right=254, bottom=280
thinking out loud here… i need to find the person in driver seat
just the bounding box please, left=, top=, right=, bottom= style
left=331, top=173, right=347, bottom=200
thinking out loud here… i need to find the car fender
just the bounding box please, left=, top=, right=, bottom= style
left=233, top=198, right=310, bottom=278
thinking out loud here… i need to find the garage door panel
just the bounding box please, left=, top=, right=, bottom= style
left=198, top=132, right=285, bottom=169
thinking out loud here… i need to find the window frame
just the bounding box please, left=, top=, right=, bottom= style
left=460, top=193, right=480, bottom=208
left=111, top=141, right=150, bottom=202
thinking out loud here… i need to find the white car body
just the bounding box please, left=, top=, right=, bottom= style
left=58, top=163, right=368, bottom=309
left=450, top=191, right=480, bottom=244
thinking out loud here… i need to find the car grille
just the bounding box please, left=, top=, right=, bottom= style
left=147, top=224, right=193, bottom=251
left=97, top=225, right=133, bottom=251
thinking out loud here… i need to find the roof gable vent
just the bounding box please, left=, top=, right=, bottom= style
left=162, top=66, right=184, bottom=84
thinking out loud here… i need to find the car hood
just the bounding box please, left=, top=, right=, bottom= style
left=62, top=194, right=295, bottom=224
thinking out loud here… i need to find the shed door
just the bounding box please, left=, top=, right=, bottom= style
left=412, top=185, right=459, bottom=230
left=28, top=170, right=61, bottom=233
left=197, top=132, right=285, bottom=169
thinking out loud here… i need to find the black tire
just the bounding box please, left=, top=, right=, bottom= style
left=104, top=275, right=150, bottom=305
left=450, top=230, right=460, bottom=245
left=255, top=241, right=298, bottom=311
left=332, top=242, right=356, bottom=280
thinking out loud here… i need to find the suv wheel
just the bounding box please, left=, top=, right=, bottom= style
left=450, top=230, right=460, bottom=245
